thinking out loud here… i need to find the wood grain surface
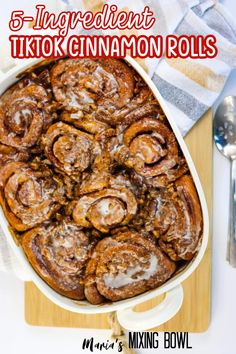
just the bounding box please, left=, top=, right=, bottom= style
left=25, top=110, right=212, bottom=332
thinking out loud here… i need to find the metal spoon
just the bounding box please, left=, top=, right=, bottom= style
left=214, top=96, right=236, bottom=267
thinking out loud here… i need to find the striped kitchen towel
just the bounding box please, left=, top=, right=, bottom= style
left=0, top=0, right=235, bottom=278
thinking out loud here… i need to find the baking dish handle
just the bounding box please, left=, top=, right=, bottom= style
left=116, top=284, right=184, bottom=331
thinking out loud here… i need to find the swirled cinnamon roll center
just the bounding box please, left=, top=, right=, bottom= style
left=153, top=197, right=182, bottom=236
left=0, top=83, right=52, bottom=150
left=88, top=197, right=126, bottom=230
left=43, top=122, right=96, bottom=179
left=17, top=178, right=42, bottom=207
left=5, top=104, right=34, bottom=136
left=0, top=162, right=64, bottom=231
left=72, top=187, right=137, bottom=233
left=121, top=118, right=179, bottom=178
left=92, top=66, right=119, bottom=98
left=53, top=134, right=91, bottom=172
left=129, top=134, right=167, bottom=165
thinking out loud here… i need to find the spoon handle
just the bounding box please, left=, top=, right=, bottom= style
left=228, top=158, right=236, bottom=267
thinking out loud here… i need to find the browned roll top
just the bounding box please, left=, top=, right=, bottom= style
left=112, top=116, right=188, bottom=187
left=73, top=186, right=137, bottom=233
left=84, top=231, right=176, bottom=304
left=22, top=220, right=93, bottom=300
left=0, top=82, right=52, bottom=149
left=50, top=58, right=135, bottom=113
left=42, top=121, right=100, bottom=180
left=147, top=175, right=203, bottom=260
left=0, top=162, right=64, bottom=231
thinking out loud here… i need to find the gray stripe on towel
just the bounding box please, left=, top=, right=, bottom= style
left=152, top=74, right=208, bottom=121
left=201, top=7, right=236, bottom=44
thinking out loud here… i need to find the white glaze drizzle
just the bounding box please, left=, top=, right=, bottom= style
left=103, top=254, right=158, bottom=289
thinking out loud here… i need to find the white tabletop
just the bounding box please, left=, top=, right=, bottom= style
left=0, top=1, right=236, bottom=353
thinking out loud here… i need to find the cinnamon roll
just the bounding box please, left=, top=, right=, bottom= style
left=42, top=122, right=99, bottom=180
left=0, top=162, right=64, bottom=231
left=22, top=220, right=93, bottom=300
left=72, top=187, right=137, bottom=233
left=0, top=82, right=52, bottom=149
left=113, top=117, right=188, bottom=187
left=84, top=231, right=176, bottom=304
left=50, top=58, right=135, bottom=113
left=146, top=175, right=202, bottom=261
left=58, top=112, right=114, bottom=192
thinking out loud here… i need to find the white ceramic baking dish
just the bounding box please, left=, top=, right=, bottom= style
left=0, top=56, right=209, bottom=331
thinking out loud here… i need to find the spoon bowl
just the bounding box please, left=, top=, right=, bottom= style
left=214, top=96, right=236, bottom=267
left=214, top=96, right=236, bottom=159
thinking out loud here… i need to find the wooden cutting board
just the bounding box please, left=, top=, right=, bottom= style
left=25, top=110, right=212, bottom=332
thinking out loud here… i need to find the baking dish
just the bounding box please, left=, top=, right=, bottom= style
left=0, top=55, right=209, bottom=331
